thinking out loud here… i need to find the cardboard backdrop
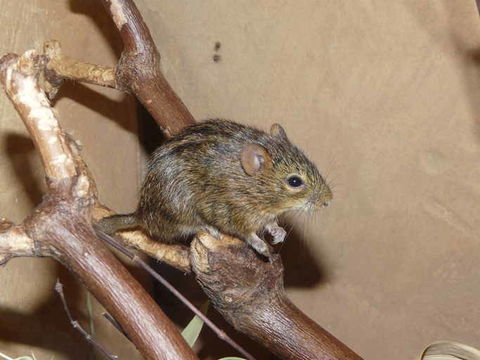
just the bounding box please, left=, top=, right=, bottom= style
left=1, top=1, right=480, bottom=360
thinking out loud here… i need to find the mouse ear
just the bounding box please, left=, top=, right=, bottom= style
left=241, top=144, right=272, bottom=176
left=270, top=123, right=288, bottom=140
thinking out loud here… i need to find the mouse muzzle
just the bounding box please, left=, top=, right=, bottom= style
left=307, top=186, right=333, bottom=211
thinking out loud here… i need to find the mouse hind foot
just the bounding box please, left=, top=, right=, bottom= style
left=246, top=233, right=271, bottom=258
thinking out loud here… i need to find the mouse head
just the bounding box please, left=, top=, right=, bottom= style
left=240, top=123, right=332, bottom=215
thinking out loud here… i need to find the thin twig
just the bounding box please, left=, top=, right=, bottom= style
left=102, top=312, right=130, bottom=340
left=55, top=280, right=119, bottom=360
left=96, top=231, right=256, bottom=360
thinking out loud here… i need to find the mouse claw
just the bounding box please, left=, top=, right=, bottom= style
left=254, top=241, right=271, bottom=258
left=266, top=223, right=287, bottom=244
left=271, top=227, right=287, bottom=245
left=246, top=233, right=271, bottom=258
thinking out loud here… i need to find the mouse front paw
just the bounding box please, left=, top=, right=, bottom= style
left=266, top=223, right=287, bottom=244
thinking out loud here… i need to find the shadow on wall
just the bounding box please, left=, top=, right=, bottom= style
left=69, top=0, right=123, bottom=59
left=138, top=103, right=167, bottom=156
left=280, top=221, right=330, bottom=288
left=403, top=1, right=480, bottom=144
left=459, top=48, right=480, bottom=141
left=0, top=261, right=94, bottom=360
left=2, top=131, right=95, bottom=358
left=53, top=81, right=134, bottom=133
left=443, top=1, right=480, bottom=144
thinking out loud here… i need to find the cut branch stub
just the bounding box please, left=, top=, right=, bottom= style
left=191, top=232, right=363, bottom=360
left=44, top=40, right=117, bottom=94
left=0, top=220, right=39, bottom=264
left=191, top=232, right=284, bottom=303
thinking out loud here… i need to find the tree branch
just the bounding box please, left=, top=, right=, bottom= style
left=40, top=1, right=196, bottom=137
left=97, top=231, right=255, bottom=360
left=55, top=280, right=118, bottom=360
left=191, top=233, right=362, bottom=360
left=44, top=40, right=117, bottom=92
left=99, top=0, right=196, bottom=137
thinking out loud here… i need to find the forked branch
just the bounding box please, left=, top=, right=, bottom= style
left=0, top=50, right=198, bottom=360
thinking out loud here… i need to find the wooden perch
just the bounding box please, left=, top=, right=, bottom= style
left=191, top=233, right=362, bottom=360
left=0, top=0, right=364, bottom=359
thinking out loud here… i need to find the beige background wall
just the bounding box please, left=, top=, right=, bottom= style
left=1, top=1, right=480, bottom=360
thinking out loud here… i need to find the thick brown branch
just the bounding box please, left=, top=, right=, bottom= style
left=39, top=0, right=196, bottom=137
left=99, top=0, right=196, bottom=136
left=25, top=198, right=197, bottom=360
left=97, top=231, right=255, bottom=360
left=191, top=233, right=363, bottom=360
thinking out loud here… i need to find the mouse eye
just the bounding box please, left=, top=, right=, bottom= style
left=286, top=175, right=304, bottom=188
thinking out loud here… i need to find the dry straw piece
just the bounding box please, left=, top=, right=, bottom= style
left=420, top=342, right=480, bottom=360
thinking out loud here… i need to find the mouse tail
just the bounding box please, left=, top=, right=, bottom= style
left=96, top=213, right=140, bottom=235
